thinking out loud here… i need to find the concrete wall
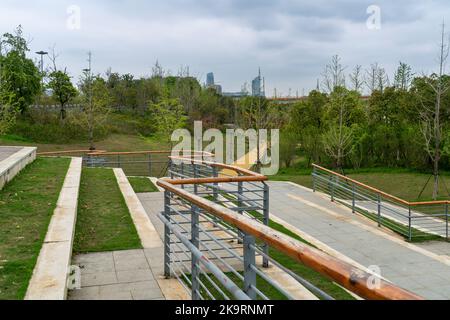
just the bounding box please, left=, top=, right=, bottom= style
left=0, top=147, right=37, bottom=190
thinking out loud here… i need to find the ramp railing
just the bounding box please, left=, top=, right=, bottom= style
left=157, top=158, right=422, bottom=300
left=312, top=164, right=449, bottom=242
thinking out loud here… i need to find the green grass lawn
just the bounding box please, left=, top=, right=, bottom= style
left=73, top=168, right=142, bottom=253
left=0, top=157, right=70, bottom=300
left=128, top=177, right=159, bottom=193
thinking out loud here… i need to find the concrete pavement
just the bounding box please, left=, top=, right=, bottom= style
left=267, top=181, right=450, bottom=300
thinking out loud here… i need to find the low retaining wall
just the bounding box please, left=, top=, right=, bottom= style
left=0, top=147, right=36, bottom=190
left=25, top=157, right=82, bottom=300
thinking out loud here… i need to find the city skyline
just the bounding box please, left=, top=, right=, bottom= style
left=1, top=1, right=450, bottom=95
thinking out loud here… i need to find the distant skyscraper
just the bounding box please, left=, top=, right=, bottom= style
left=252, top=68, right=265, bottom=97
left=206, top=72, right=215, bottom=87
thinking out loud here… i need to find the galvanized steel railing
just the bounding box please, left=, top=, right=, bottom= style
left=157, top=157, right=422, bottom=300
left=312, top=164, right=450, bottom=242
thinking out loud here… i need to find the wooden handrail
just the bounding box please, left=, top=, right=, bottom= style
left=169, top=156, right=265, bottom=179
left=157, top=178, right=423, bottom=300
left=312, top=164, right=450, bottom=207
left=86, top=150, right=214, bottom=157
left=37, top=149, right=107, bottom=156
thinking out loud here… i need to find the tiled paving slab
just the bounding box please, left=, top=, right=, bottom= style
left=69, top=249, right=164, bottom=300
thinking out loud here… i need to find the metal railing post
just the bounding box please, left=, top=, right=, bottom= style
left=191, top=204, right=200, bottom=300
left=408, top=206, right=412, bottom=242
left=212, top=166, right=219, bottom=201
left=237, top=181, right=244, bottom=244
left=312, top=166, right=316, bottom=192
left=148, top=153, right=152, bottom=177
left=243, top=234, right=257, bottom=300
left=446, top=203, right=449, bottom=241
left=164, top=191, right=171, bottom=278
left=263, top=183, right=270, bottom=268
left=330, top=175, right=335, bottom=202
left=117, top=154, right=121, bottom=168
left=377, top=194, right=382, bottom=227
left=181, top=162, right=185, bottom=189
left=352, top=183, right=356, bottom=213
left=193, top=163, right=198, bottom=195
left=169, top=159, right=174, bottom=179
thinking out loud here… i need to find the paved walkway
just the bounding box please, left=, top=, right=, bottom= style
left=0, top=147, right=21, bottom=162
left=69, top=249, right=164, bottom=300
left=267, top=181, right=450, bottom=300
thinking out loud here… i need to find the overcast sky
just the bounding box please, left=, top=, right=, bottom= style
left=1, top=0, right=449, bottom=96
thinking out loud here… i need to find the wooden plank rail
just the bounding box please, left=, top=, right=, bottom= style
left=158, top=158, right=423, bottom=300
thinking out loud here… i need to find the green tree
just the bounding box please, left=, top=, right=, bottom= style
left=77, top=75, right=111, bottom=150
left=48, top=70, right=78, bottom=120
left=149, top=98, right=187, bottom=146
left=0, top=91, right=18, bottom=135
left=322, top=87, right=366, bottom=169
left=0, top=26, right=41, bottom=114
left=290, top=90, right=328, bottom=164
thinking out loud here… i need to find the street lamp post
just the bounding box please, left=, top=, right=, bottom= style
left=35, top=51, right=48, bottom=106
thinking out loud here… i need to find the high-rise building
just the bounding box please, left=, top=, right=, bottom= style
left=206, top=72, right=215, bottom=87
left=251, top=68, right=265, bottom=97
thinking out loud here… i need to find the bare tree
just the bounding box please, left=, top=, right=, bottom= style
left=322, top=55, right=346, bottom=92
left=349, top=65, right=364, bottom=92
left=418, top=23, right=450, bottom=200
left=365, top=63, right=389, bottom=93
left=376, top=66, right=390, bottom=93
left=394, top=61, right=414, bottom=90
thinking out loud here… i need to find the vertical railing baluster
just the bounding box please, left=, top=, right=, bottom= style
left=191, top=204, right=200, bottom=300
left=164, top=191, right=171, bottom=278
left=181, top=162, right=185, bottom=189
left=352, top=183, right=356, bottom=213
left=330, top=175, right=335, bottom=202
left=212, top=166, right=218, bottom=201
left=446, top=203, right=449, bottom=241
left=377, top=194, right=382, bottom=227
left=312, top=166, right=316, bottom=192
left=408, top=206, right=412, bottom=242
left=263, top=183, right=270, bottom=268
left=169, top=159, right=174, bottom=179
left=237, top=180, right=244, bottom=245
left=148, top=153, right=152, bottom=177
left=243, top=234, right=257, bottom=300
left=193, top=163, right=198, bottom=195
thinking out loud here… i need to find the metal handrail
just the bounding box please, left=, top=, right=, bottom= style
left=312, top=164, right=450, bottom=206
left=159, top=159, right=423, bottom=300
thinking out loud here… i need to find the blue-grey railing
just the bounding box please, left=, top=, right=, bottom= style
left=157, top=158, right=422, bottom=300
left=312, top=164, right=450, bottom=242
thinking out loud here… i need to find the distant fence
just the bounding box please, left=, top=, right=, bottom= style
left=312, top=164, right=449, bottom=242
left=38, top=150, right=213, bottom=178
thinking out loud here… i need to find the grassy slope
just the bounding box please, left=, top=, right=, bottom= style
left=73, top=168, right=141, bottom=253
left=0, top=133, right=169, bottom=154
left=128, top=177, right=159, bottom=193
left=0, top=157, right=70, bottom=300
